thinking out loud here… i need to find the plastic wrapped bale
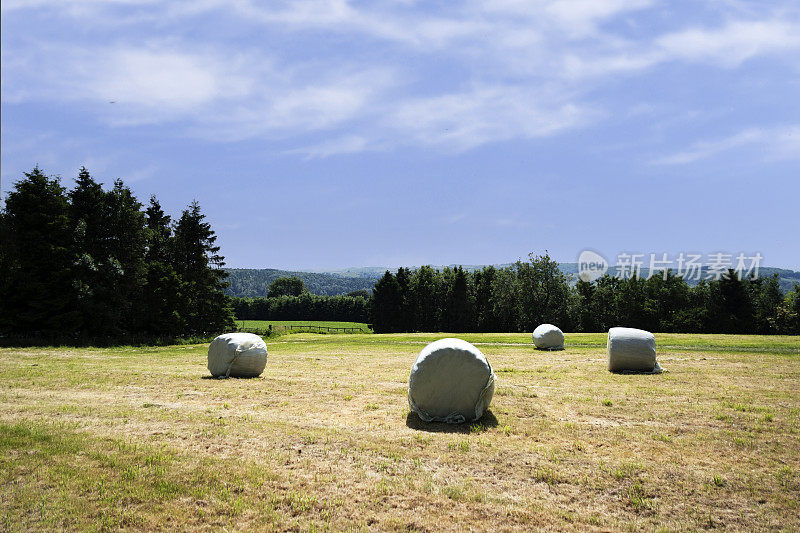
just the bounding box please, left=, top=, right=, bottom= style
left=607, top=327, right=662, bottom=374
left=408, top=338, right=496, bottom=424
left=207, top=333, right=268, bottom=378
left=532, top=323, right=564, bottom=350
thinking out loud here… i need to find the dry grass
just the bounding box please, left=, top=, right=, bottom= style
left=1, top=333, right=798, bottom=531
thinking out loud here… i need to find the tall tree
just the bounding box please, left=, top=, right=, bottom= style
left=474, top=266, right=498, bottom=332
left=410, top=266, right=439, bottom=332
left=575, top=279, right=599, bottom=332
left=68, top=168, right=121, bottom=337
left=517, top=252, right=572, bottom=330
left=395, top=267, right=412, bottom=332
left=0, top=168, right=80, bottom=335
left=173, top=201, right=235, bottom=334
left=442, top=266, right=471, bottom=332
left=140, top=196, right=185, bottom=335
left=370, top=271, right=402, bottom=333
left=717, top=269, right=754, bottom=333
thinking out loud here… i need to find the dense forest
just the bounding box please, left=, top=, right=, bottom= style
left=369, top=254, right=800, bottom=334
left=0, top=167, right=235, bottom=343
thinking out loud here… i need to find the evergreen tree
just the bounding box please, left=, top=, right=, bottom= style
left=717, top=269, right=754, bottom=333
left=68, top=168, right=120, bottom=337
left=410, top=266, right=439, bottom=332
left=395, top=267, right=412, bottom=332
left=173, top=201, right=235, bottom=334
left=474, top=266, right=497, bottom=332
left=0, top=168, right=80, bottom=335
left=370, top=271, right=402, bottom=333
left=140, top=196, right=185, bottom=335
left=442, top=266, right=471, bottom=332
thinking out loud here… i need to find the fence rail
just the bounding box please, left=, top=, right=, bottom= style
left=236, top=323, right=371, bottom=335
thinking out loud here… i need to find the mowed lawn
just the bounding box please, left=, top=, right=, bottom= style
left=1, top=333, right=798, bottom=531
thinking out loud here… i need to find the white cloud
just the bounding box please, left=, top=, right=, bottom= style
left=656, top=20, right=800, bottom=67
left=94, top=49, right=251, bottom=109
left=652, top=126, right=800, bottom=165
left=392, top=86, right=593, bottom=151
left=5, top=0, right=800, bottom=155
left=288, top=135, right=371, bottom=159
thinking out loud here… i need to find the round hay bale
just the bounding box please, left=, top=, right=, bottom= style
left=532, top=323, right=564, bottom=350
left=607, top=327, right=662, bottom=373
left=408, top=338, right=496, bottom=424
left=207, top=333, right=268, bottom=378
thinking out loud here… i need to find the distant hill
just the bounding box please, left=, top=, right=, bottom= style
left=225, top=264, right=800, bottom=297
left=225, top=268, right=379, bottom=297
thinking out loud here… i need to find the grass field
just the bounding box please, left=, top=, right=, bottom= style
left=1, top=333, right=798, bottom=531
left=235, top=320, right=372, bottom=333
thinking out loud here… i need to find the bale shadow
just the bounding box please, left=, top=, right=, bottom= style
left=405, top=410, right=499, bottom=434
left=200, top=375, right=263, bottom=380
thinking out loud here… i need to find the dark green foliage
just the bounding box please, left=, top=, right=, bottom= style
left=0, top=167, right=235, bottom=343
left=0, top=167, right=80, bottom=335
left=231, top=294, right=369, bottom=323
left=140, top=197, right=185, bottom=336
left=267, top=276, right=308, bottom=297
left=366, top=257, right=799, bottom=334
left=346, top=289, right=372, bottom=299
left=173, top=201, right=235, bottom=335
left=370, top=271, right=403, bottom=333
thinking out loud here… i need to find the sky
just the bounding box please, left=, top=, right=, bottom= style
left=2, top=0, right=799, bottom=271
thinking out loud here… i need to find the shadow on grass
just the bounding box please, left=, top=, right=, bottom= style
left=199, top=375, right=263, bottom=380
left=405, top=410, right=499, bottom=434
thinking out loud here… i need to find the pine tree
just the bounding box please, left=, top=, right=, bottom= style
left=474, top=266, right=497, bottom=332
left=370, top=271, right=402, bottom=333
left=1, top=168, right=80, bottom=335
left=68, top=168, right=116, bottom=337
left=140, top=196, right=185, bottom=335
left=443, top=266, right=470, bottom=332
left=395, top=267, right=412, bottom=332
left=173, top=201, right=234, bottom=335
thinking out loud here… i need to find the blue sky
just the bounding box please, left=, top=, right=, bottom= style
left=2, top=0, right=799, bottom=270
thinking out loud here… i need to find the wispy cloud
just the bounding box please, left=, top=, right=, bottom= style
left=288, top=135, right=371, bottom=159
left=4, top=0, right=800, bottom=155
left=656, top=19, right=800, bottom=67
left=652, top=126, right=800, bottom=165
left=392, top=86, right=593, bottom=151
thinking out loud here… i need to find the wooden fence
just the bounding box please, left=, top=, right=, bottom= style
left=236, top=323, right=371, bottom=335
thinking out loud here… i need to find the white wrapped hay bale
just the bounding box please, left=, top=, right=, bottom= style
left=532, top=323, right=564, bottom=350
left=408, top=338, right=496, bottom=424
left=207, top=333, right=268, bottom=378
left=607, top=327, right=662, bottom=374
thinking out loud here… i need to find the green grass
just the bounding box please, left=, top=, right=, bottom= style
left=1, top=332, right=798, bottom=530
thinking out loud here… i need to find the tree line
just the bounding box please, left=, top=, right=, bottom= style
left=0, top=167, right=235, bottom=343
left=230, top=277, right=369, bottom=323
left=369, top=253, right=800, bottom=334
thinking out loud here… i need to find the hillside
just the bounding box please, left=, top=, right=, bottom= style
left=225, top=268, right=379, bottom=297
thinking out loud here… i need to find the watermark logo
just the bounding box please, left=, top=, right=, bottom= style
left=577, top=250, right=763, bottom=281
left=578, top=250, right=608, bottom=282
